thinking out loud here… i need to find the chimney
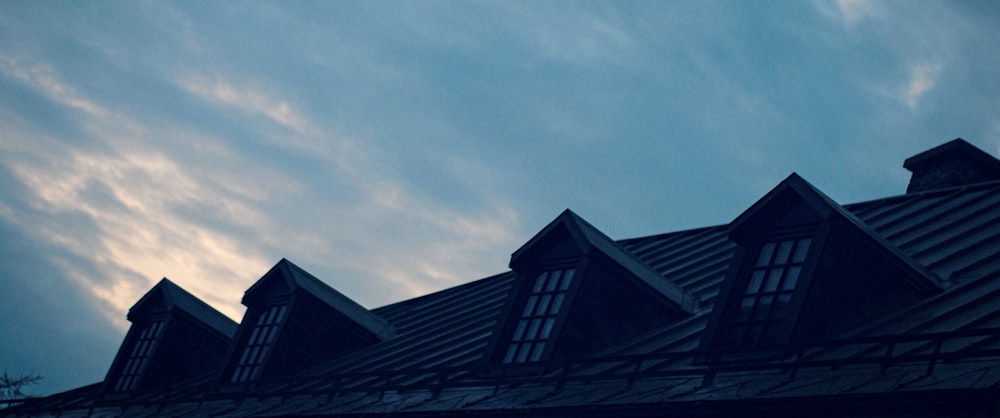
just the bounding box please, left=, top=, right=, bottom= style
left=903, top=138, right=1000, bottom=194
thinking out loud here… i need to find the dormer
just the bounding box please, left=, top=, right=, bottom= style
left=904, top=138, right=1000, bottom=193
left=701, top=174, right=941, bottom=356
left=486, top=210, right=697, bottom=368
left=222, top=259, right=394, bottom=385
left=103, top=279, right=237, bottom=395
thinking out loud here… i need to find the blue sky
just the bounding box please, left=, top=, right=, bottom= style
left=1, top=1, right=998, bottom=396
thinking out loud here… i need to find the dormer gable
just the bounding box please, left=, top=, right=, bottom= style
left=702, top=173, right=941, bottom=355
left=223, top=259, right=394, bottom=385
left=104, top=278, right=236, bottom=395
left=904, top=138, right=1000, bottom=194
left=488, top=210, right=696, bottom=368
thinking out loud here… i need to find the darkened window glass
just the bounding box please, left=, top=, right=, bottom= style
left=502, top=269, right=575, bottom=364
left=231, top=305, right=288, bottom=383
left=727, top=237, right=811, bottom=347
left=114, top=320, right=165, bottom=392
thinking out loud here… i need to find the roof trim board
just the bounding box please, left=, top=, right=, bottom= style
left=729, top=173, right=942, bottom=294
left=127, top=278, right=237, bottom=338
left=244, top=258, right=396, bottom=340
left=510, top=209, right=698, bottom=313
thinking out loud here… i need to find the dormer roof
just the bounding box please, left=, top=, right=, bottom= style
left=729, top=173, right=941, bottom=294
left=128, top=278, right=237, bottom=338
left=243, top=258, right=395, bottom=340
left=510, top=209, right=698, bottom=313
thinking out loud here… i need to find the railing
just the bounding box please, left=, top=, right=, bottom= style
left=251, top=326, right=1000, bottom=397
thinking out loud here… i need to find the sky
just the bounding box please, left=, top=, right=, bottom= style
left=0, top=0, right=998, bottom=397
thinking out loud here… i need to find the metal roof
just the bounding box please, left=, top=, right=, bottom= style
left=6, top=176, right=1000, bottom=417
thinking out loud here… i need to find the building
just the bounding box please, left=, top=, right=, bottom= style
left=5, top=138, right=1000, bottom=417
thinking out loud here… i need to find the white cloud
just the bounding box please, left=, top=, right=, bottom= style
left=835, top=0, right=881, bottom=26
left=1, top=51, right=524, bottom=329
left=0, top=53, right=110, bottom=118
left=903, top=63, right=942, bottom=109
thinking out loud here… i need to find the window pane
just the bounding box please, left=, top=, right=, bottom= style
left=532, top=272, right=548, bottom=292
left=525, top=318, right=542, bottom=340
left=747, top=270, right=765, bottom=293
left=560, top=269, right=575, bottom=290
left=783, top=266, right=801, bottom=290
left=535, top=294, right=552, bottom=316
left=503, top=344, right=519, bottom=363
left=516, top=343, right=533, bottom=362
left=274, top=305, right=288, bottom=323
left=774, top=240, right=794, bottom=264
left=130, top=340, right=145, bottom=357
left=764, top=268, right=783, bottom=292
left=522, top=296, right=538, bottom=317
left=238, top=347, right=251, bottom=365
left=756, top=243, right=776, bottom=267
left=265, top=326, right=279, bottom=344
left=529, top=342, right=546, bottom=362
left=512, top=320, right=528, bottom=341
left=540, top=317, right=555, bottom=339
left=546, top=270, right=562, bottom=291
left=792, top=238, right=811, bottom=263
left=549, top=294, right=565, bottom=314
left=247, top=328, right=262, bottom=345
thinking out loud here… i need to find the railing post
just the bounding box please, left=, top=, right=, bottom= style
left=880, top=342, right=896, bottom=376
left=924, top=338, right=944, bottom=376
left=627, top=359, right=643, bottom=390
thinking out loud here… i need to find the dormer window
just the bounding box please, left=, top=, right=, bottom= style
left=701, top=173, right=941, bottom=356
left=103, top=279, right=236, bottom=396
left=221, top=259, right=394, bottom=386
left=728, top=237, right=811, bottom=348
left=113, top=320, right=166, bottom=392
left=488, top=210, right=696, bottom=369
left=502, top=268, right=575, bottom=364
left=231, top=304, right=288, bottom=383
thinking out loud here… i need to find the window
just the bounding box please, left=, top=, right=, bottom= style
left=231, top=305, right=288, bottom=383
left=502, top=269, right=575, bottom=364
left=114, top=321, right=165, bottom=392
left=727, top=237, right=811, bottom=347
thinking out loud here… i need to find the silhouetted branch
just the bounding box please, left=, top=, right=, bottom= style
left=0, top=371, right=42, bottom=402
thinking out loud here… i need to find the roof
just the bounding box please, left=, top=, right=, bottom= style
left=511, top=209, right=698, bottom=313
left=7, top=149, right=1000, bottom=417
left=245, top=258, right=396, bottom=340
left=903, top=138, right=1000, bottom=175
left=128, top=278, right=237, bottom=338
left=730, top=172, right=941, bottom=293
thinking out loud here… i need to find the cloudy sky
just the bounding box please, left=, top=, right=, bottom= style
left=1, top=0, right=998, bottom=396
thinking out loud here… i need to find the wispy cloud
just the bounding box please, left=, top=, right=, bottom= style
left=1, top=52, right=523, bottom=328
left=176, top=74, right=313, bottom=136
left=0, top=53, right=110, bottom=118
left=835, top=0, right=881, bottom=26
left=903, top=63, right=942, bottom=110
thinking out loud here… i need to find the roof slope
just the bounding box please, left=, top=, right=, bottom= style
left=7, top=180, right=1000, bottom=417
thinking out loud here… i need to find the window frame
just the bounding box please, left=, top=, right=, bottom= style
left=112, top=317, right=169, bottom=392
left=701, top=224, right=825, bottom=358
left=725, top=236, right=813, bottom=348
left=500, top=267, right=579, bottom=364
left=489, top=259, right=587, bottom=369
left=228, top=301, right=293, bottom=384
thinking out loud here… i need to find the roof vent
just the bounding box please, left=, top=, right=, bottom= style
left=903, top=138, right=1000, bottom=194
